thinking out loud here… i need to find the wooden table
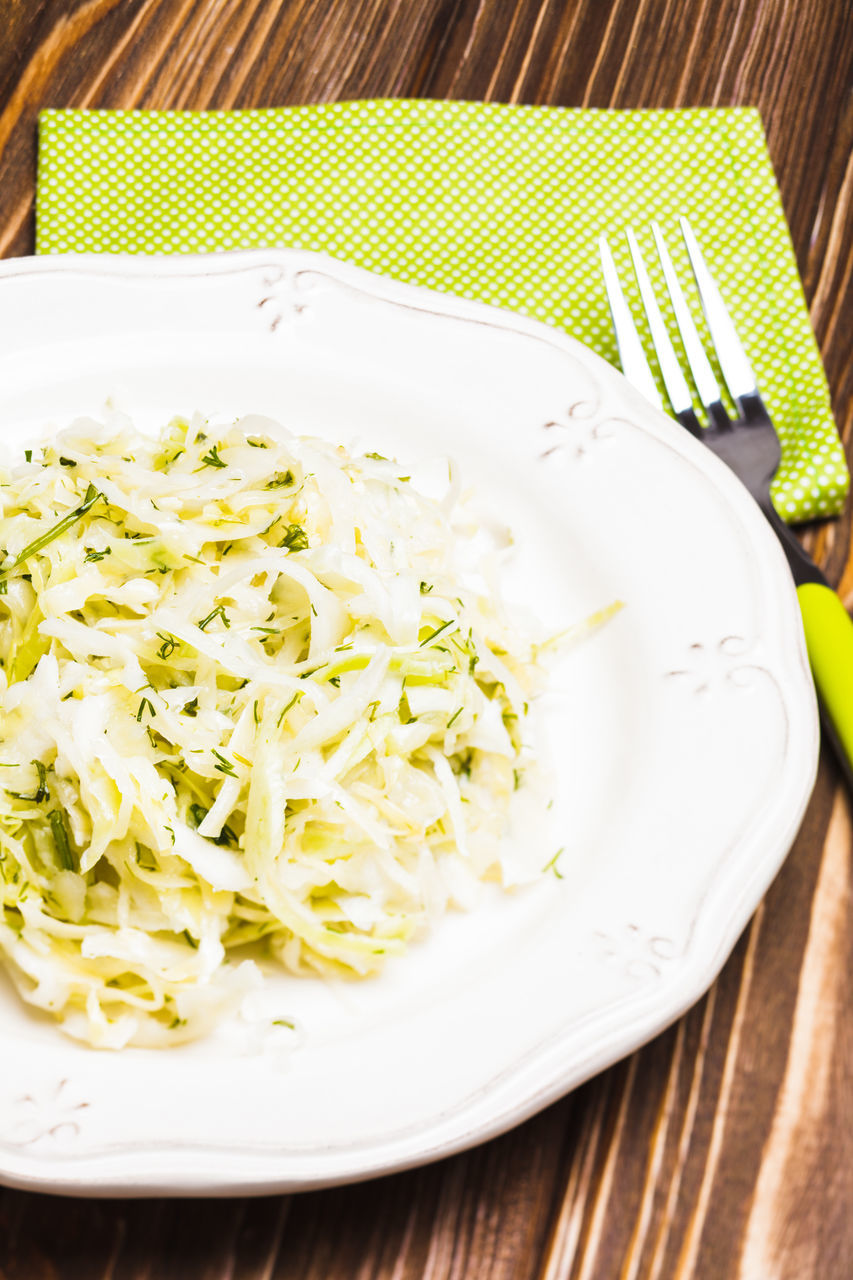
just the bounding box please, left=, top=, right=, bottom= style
left=0, top=2, right=851, bottom=1276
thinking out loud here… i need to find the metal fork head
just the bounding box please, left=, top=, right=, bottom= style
left=599, top=219, right=781, bottom=512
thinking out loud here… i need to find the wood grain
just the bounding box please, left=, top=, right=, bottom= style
left=0, top=1, right=851, bottom=1276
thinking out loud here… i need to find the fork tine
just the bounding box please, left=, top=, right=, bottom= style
left=650, top=221, right=722, bottom=413
left=679, top=216, right=757, bottom=401
left=625, top=228, right=694, bottom=417
left=598, top=234, right=661, bottom=411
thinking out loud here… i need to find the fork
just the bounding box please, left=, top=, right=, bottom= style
left=600, top=218, right=853, bottom=787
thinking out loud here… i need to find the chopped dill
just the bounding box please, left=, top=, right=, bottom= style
left=0, top=483, right=101, bottom=583
left=48, top=810, right=74, bottom=871
left=197, top=604, right=231, bottom=631
left=189, top=802, right=238, bottom=847
left=279, top=524, right=309, bottom=553
left=266, top=470, right=294, bottom=489
left=7, top=760, right=49, bottom=805
left=211, top=749, right=237, bottom=777
left=420, top=619, right=453, bottom=647
left=542, top=848, right=565, bottom=880
left=200, top=444, right=226, bottom=469
left=277, top=691, right=302, bottom=726
left=156, top=632, right=177, bottom=660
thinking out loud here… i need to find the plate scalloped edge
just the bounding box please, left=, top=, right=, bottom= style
left=0, top=249, right=819, bottom=1196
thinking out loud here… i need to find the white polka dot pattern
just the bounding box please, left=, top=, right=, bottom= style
left=35, top=100, right=847, bottom=520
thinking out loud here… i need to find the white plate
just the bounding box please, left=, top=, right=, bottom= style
left=0, top=251, right=817, bottom=1196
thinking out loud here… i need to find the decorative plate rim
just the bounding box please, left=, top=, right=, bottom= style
left=0, top=249, right=818, bottom=1196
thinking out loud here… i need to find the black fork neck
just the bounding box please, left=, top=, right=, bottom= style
left=758, top=497, right=827, bottom=587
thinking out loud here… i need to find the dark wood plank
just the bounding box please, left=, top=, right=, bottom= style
left=0, top=1, right=851, bottom=1277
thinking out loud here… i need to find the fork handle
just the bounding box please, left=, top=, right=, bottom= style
left=797, top=583, right=853, bottom=787
left=763, top=505, right=853, bottom=789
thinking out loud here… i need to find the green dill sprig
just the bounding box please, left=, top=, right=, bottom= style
left=189, top=801, right=238, bottom=847
left=136, top=697, right=156, bottom=722
left=156, top=632, right=177, bottom=660
left=276, top=691, right=303, bottom=727
left=419, top=619, right=454, bottom=647
left=266, top=470, right=294, bottom=489
left=199, top=444, right=226, bottom=469
left=188, top=802, right=207, bottom=828
left=197, top=604, right=231, bottom=631
left=48, top=810, right=74, bottom=870
left=279, top=524, right=309, bottom=553
left=211, top=749, right=237, bottom=777
left=0, top=483, right=102, bottom=583
left=542, top=848, right=565, bottom=880
left=7, top=760, right=49, bottom=805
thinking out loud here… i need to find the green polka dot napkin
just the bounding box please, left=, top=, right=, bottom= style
left=36, top=99, right=847, bottom=521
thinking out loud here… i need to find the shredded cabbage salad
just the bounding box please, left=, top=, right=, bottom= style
left=0, top=412, right=545, bottom=1048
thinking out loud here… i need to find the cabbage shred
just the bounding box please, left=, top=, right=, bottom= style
left=0, top=414, right=539, bottom=1048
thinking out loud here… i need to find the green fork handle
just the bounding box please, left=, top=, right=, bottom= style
left=797, top=583, right=853, bottom=784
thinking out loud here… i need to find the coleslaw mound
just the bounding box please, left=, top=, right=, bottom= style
left=0, top=412, right=544, bottom=1048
